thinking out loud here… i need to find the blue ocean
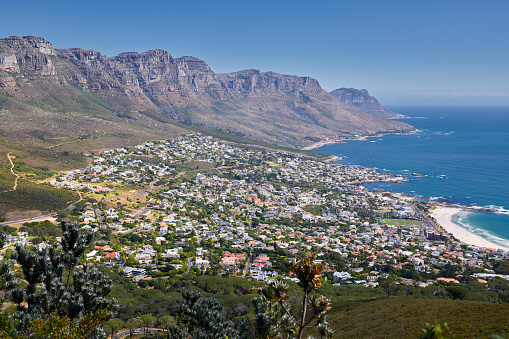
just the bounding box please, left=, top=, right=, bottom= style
left=315, top=106, right=509, bottom=249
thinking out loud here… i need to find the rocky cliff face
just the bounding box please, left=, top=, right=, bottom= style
left=0, top=36, right=414, bottom=148
left=0, top=36, right=57, bottom=76
left=330, top=88, right=405, bottom=119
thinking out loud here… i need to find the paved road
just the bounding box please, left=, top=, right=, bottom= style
left=186, top=256, right=193, bottom=273
left=243, top=249, right=253, bottom=277
left=414, top=206, right=439, bottom=232
left=115, top=328, right=163, bottom=338
left=0, top=214, right=55, bottom=226
left=94, top=208, right=107, bottom=228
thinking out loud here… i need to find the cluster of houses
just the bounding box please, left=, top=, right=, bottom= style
left=4, top=134, right=507, bottom=288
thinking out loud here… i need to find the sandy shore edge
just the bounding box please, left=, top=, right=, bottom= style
left=301, top=130, right=419, bottom=151
left=431, top=206, right=509, bottom=252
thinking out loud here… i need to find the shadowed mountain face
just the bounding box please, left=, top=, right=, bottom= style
left=330, top=88, right=405, bottom=119
left=0, top=36, right=414, bottom=150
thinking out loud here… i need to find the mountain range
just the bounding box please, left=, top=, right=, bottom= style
left=0, top=36, right=414, bottom=153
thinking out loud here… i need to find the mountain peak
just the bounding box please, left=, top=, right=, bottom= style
left=0, top=35, right=55, bottom=55
left=330, top=87, right=404, bottom=119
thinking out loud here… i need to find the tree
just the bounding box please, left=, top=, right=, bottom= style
left=169, top=288, right=238, bottom=339
left=0, top=234, right=17, bottom=301
left=378, top=276, right=401, bottom=298
left=105, top=318, right=124, bottom=339
left=10, top=221, right=118, bottom=337
left=0, top=233, right=18, bottom=336
left=0, top=309, right=110, bottom=339
left=157, top=315, right=176, bottom=338
left=126, top=320, right=141, bottom=338
left=252, top=253, right=334, bottom=339
left=140, top=314, right=156, bottom=338
left=440, top=264, right=460, bottom=278
left=445, top=286, right=467, bottom=300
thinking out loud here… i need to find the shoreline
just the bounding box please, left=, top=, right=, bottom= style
left=430, top=205, right=509, bottom=252
left=301, top=130, right=418, bottom=151
left=302, top=129, right=509, bottom=253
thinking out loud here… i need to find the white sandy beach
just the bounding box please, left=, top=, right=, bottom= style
left=431, top=206, right=509, bottom=252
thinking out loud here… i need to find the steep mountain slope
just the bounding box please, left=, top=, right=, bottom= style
left=0, top=36, right=414, bottom=151
left=330, top=88, right=405, bottom=119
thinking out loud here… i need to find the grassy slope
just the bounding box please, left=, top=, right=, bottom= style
left=325, top=297, right=509, bottom=338
left=0, top=141, right=83, bottom=220
left=109, top=273, right=509, bottom=339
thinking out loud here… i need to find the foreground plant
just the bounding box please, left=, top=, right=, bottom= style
left=252, top=253, right=334, bottom=339
left=421, top=322, right=454, bottom=339
left=5, top=221, right=118, bottom=338
left=168, top=288, right=239, bottom=339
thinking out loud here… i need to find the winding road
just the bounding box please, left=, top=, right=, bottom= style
left=114, top=328, right=164, bottom=338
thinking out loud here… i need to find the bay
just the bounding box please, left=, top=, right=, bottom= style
left=315, top=106, right=509, bottom=248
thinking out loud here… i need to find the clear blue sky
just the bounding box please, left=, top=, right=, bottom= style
left=2, top=0, right=508, bottom=105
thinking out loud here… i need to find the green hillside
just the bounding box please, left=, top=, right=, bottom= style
left=326, top=298, right=509, bottom=339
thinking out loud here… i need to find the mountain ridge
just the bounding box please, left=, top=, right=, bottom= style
left=330, top=87, right=405, bottom=119
left=0, top=35, right=414, bottom=151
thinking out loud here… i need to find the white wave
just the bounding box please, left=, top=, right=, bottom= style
left=453, top=212, right=509, bottom=248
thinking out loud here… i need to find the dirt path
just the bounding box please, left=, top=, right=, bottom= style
left=44, top=139, right=79, bottom=149
left=7, top=152, right=19, bottom=191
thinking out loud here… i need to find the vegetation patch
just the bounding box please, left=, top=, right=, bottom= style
left=0, top=179, right=78, bottom=219
left=384, top=218, right=425, bottom=226
left=327, top=297, right=509, bottom=339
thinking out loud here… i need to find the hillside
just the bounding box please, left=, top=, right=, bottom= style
left=326, top=297, right=509, bottom=339
left=330, top=88, right=405, bottom=119
left=106, top=272, right=509, bottom=339
left=0, top=36, right=414, bottom=151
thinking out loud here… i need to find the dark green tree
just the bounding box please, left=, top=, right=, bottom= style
left=0, top=233, right=17, bottom=300
left=126, top=319, right=141, bottom=338
left=0, top=233, right=18, bottom=336
left=157, top=315, right=176, bottom=338
left=445, top=286, right=468, bottom=300
left=11, top=221, right=118, bottom=337
left=168, top=288, right=238, bottom=339
left=104, top=318, right=124, bottom=339
left=378, top=276, right=401, bottom=298
left=140, top=314, right=156, bottom=338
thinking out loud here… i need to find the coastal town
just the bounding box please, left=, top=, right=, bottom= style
left=2, top=134, right=509, bottom=291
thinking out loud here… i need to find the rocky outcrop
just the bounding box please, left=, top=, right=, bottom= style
left=0, top=36, right=414, bottom=148
left=0, top=36, right=57, bottom=76
left=330, top=88, right=405, bottom=119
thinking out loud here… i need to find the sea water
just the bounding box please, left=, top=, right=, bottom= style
left=315, top=106, right=509, bottom=249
